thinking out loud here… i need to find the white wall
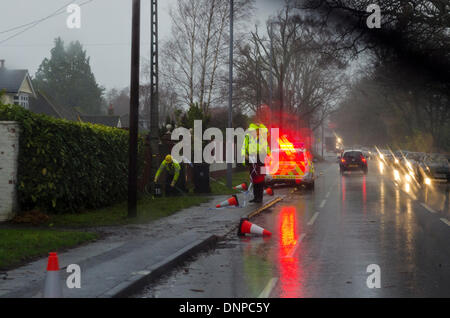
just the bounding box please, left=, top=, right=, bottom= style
left=0, top=121, right=20, bottom=222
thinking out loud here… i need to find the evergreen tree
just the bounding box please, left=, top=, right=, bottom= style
left=34, top=37, right=104, bottom=114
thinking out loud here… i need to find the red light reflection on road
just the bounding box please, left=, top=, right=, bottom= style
left=362, top=175, right=367, bottom=215
left=277, top=206, right=304, bottom=298
left=279, top=206, right=297, bottom=257
left=341, top=176, right=346, bottom=215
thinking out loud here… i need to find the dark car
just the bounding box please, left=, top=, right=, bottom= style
left=340, top=150, right=368, bottom=175
left=416, top=154, right=450, bottom=184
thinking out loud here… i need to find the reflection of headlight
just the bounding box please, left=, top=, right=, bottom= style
left=394, top=170, right=400, bottom=181
left=425, top=178, right=431, bottom=185
left=405, top=183, right=410, bottom=192
left=380, top=154, right=384, bottom=160
left=405, top=174, right=411, bottom=182
left=395, top=159, right=399, bottom=164
left=406, top=162, right=412, bottom=169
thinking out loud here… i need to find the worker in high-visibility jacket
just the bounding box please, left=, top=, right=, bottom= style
left=154, top=155, right=183, bottom=196
left=242, top=123, right=271, bottom=203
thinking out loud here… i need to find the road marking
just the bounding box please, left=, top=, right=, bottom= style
left=319, top=199, right=326, bottom=209
left=325, top=191, right=331, bottom=199
left=440, top=218, right=450, bottom=227
left=258, top=277, right=278, bottom=298
left=307, top=212, right=320, bottom=226
left=420, top=203, right=437, bottom=214
left=286, top=233, right=306, bottom=258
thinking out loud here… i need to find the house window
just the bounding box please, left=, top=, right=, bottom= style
left=14, top=94, right=29, bottom=109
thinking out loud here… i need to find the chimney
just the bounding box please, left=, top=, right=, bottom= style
left=108, top=103, right=114, bottom=116
left=0, top=60, right=4, bottom=69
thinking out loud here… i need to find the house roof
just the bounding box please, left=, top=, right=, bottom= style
left=30, top=91, right=80, bottom=121
left=120, top=113, right=147, bottom=131
left=80, top=115, right=121, bottom=128
left=0, top=68, right=33, bottom=94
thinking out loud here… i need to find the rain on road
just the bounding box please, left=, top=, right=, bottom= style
left=135, top=156, right=450, bottom=298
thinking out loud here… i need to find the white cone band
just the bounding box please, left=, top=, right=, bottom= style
left=250, top=224, right=264, bottom=235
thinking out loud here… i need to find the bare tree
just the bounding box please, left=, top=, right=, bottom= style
left=234, top=3, right=348, bottom=132
left=162, top=0, right=254, bottom=114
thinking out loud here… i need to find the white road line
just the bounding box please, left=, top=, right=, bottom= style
left=307, top=212, right=320, bottom=226
left=325, top=191, right=331, bottom=199
left=440, top=218, right=450, bottom=227
left=420, top=203, right=437, bottom=214
left=258, top=277, right=278, bottom=298
left=286, top=233, right=306, bottom=258
left=319, top=199, right=326, bottom=209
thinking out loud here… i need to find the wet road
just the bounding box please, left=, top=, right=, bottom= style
left=135, top=157, right=450, bottom=298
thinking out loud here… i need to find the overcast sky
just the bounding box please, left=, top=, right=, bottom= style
left=0, top=0, right=284, bottom=91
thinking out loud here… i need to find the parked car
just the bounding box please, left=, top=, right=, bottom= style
left=340, top=150, right=368, bottom=175
left=266, top=140, right=315, bottom=190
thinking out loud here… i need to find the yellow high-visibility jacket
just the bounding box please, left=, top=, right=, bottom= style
left=241, top=123, right=271, bottom=165
left=155, top=158, right=181, bottom=182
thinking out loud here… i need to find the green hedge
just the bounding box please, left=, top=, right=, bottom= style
left=0, top=104, right=145, bottom=214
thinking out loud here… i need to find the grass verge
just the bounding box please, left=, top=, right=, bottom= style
left=209, top=170, right=250, bottom=194
left=47, top=170, right=250, bottom=228
left=0, top=229, right=98, bottom=270
left=47, top=195, right=211, bottom=228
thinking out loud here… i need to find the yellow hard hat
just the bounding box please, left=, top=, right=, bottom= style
left=165, top=155, right=173, bottom=163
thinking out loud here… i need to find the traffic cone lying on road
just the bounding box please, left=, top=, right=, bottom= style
left=264, top=187, right=274, bottom=196
left=44, top=252, right=63, bottom=298
left=238, top=218, right=272, bottom=237
left=233, top=182, right=248, bottom=191
left=216, top=195, right=239, bottom=208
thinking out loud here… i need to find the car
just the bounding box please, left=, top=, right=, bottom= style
left=266, top=139, right=315, bottom=190
left=340, top=150, right=368, bottom=175
left=399, top=152, right=422, bottom=174
left=416, top=153, right=450, bottom=184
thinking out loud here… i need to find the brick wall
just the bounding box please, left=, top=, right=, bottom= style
left=0, top=121, right=20, bottom=222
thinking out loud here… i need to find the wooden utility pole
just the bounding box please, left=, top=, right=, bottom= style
left=128, top=0, right=141, bottom=218
left=226, top=0, right=234, bottom=189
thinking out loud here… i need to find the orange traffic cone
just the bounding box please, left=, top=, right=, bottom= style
left=233, top=182, right=248, bottom=191
left=216, top=195, right=239, bottom=208
left=238, top=218, right=272, bottom=236
left=264, top=187, right=274, bottom=196
left=44, top=252, right=63, bottom=298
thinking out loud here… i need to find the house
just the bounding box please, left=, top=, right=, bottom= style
left=0, top=60, right=36, bottom=109
left=0, top=59, right=122, bottom=129
left=79, top=104, right=122, bottom=128
left=31, top=93, right=122, bottom=128
left=118, top=113, right=147, bottom=131
left=30, top=90, right=80, bottom=121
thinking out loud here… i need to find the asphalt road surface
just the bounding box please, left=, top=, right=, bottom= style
left=135, top=157, right=450, bottom=298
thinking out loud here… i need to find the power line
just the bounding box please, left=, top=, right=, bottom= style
left=0, top=0, right=94, bottom=45
left=1, top=42, right=152, bottom=48
left=0, top=1, right=72, bottom=35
